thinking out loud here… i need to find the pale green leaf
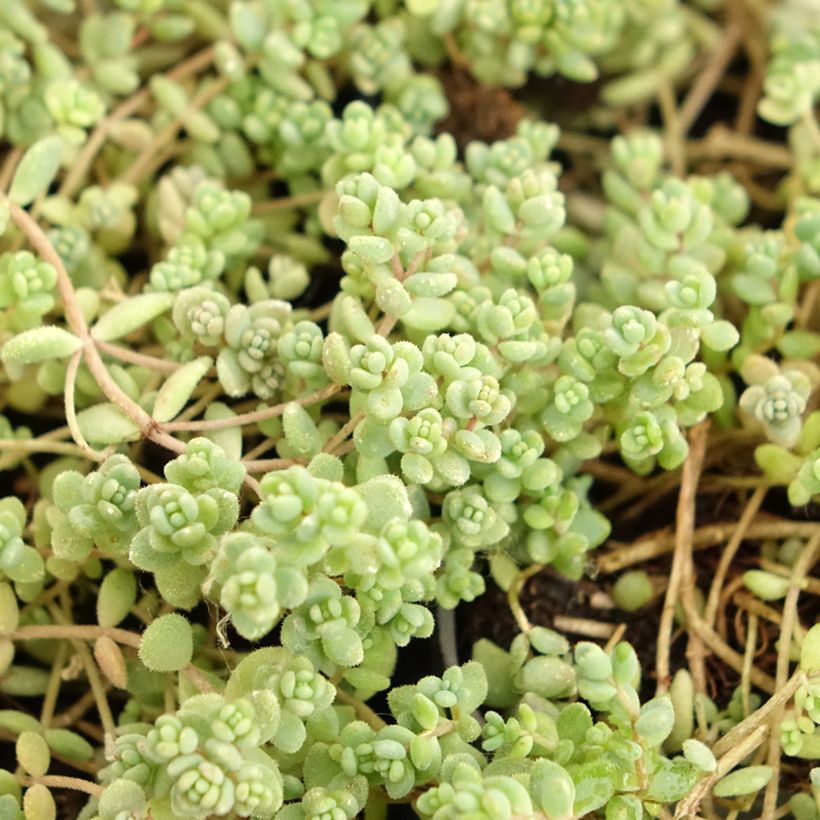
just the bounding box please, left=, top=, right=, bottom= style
left=90, top=292, right=175, bottom=342
left=9, top=136, right=63, bottom=206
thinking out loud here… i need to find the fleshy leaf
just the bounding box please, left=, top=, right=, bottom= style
left=153, top=356, right=213, bottom=423
left=2, top=327, right=82, bottom=366
left=9, top=136, right=63, bottom=206
left=91, top=292, right=175, bottom=342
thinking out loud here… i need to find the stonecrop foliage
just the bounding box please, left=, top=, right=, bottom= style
left=0, top=0, right=818, bottom=818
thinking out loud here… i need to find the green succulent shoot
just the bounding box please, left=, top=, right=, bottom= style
left=739, top=366, right=812, bottom=448
left=217, top=300, right=292, bottom=399
left=0, top=251, right=57, bottom=331
left=48, top=454, right=141, bottom=561
left=281, top=575, right=364, bottom=668
left=0, top=4, right=816, bottom=819
left=0, top=497, right=44, bottom=586
left=206, top=531, right=307, bottom=641
left=129, top=479, right=239, bottom=608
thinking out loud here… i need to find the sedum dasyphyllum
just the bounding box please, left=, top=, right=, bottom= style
left=0, top=1, right=818, bottom=818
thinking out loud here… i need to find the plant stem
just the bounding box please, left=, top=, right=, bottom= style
left=243, top=457, right=306, bottom=473
left=704, top=486, right=767, bottom=628
left=597, top=519, right=820, bottom=574
left=0, top=438, right=87, bottom=464
left=656, top=421, right=708, bottom=694
left=59, top=45, right=217, bottom=199
left=507, top=563, right=545, bottom=634
left=740, top=612, right=757, bottom=719
left=437, top=605, right=459, bottom=669
left=687, top=608, right=776, bottom=693
left=119, top=76, right=231, bottom=186
left=96, top=340, right=183, bottom=373
left=760, top=532, right=819, bottom=816
left=24, top=775, right=104, bottom=796
left=65, top=349, right=110, bottom=462
left=334, top=686, right=387, bottom=730
left=183, top=665, right=216, bottom=694
left=732, top=590, right=782, bottom=626
left=325, top=410, right=364, bottom=455
left=0, top=147, right=23, bottom=192
left=715, top=672, right=810, bottom=760
left=50, top=600, right=117, bottom=740
left=73, top=638, right=117, bottom=740
left=164, top=382, right=342, bottom=432
left=683, top=426, right=711, bottom=730
left=5, top=199, right=186, bottom=457
left=52, top=690, right=100, bottom=729
left=241, top=436, right=276, bottom=461
left=657, top=79, right=686, bottom=177
left=173, top=381, right=224, bottom=424
left=12, top=624, right=141, bottom=648
left=674, top=724, right=769, bottom=818
left=40, top=642, right=68, bottom=729
left=678, top=23, right=742, bottom=133
left=688, top=126, right=794, bottom=168
left=252, top=189, right=327, bottom=213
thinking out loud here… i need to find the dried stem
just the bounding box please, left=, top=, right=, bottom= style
left=740, top=613, right=758, bottom=719
left=714, top=671, right=809, bottom=759
left=687, top=607, right=776, bottom=693
left=674, top=724, right=769, bottom=818
left=760, top=533, right=819, bottom=816
left=678, top=23, right=742, bottom=133
left=704, top=486, right=767, bottom=627
left=687, top=126, right=794, bottom=168
left=656, top=421, right=708, bottom=694
left=732, top=591, right=783, bottom=626
left=598, top=519, right=820, bottom=574
left=682, top=423, right=711, bottom=715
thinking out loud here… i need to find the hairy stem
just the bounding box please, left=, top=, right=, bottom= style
left=5, top=199, right=186, bottom=456
left=12, top=624, right=142, bottom=648
left=23, top=775, right=104, bottom=796
left=334, top=686, right=388, bottom=730
left=164, top=382, right=342, bottom=432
